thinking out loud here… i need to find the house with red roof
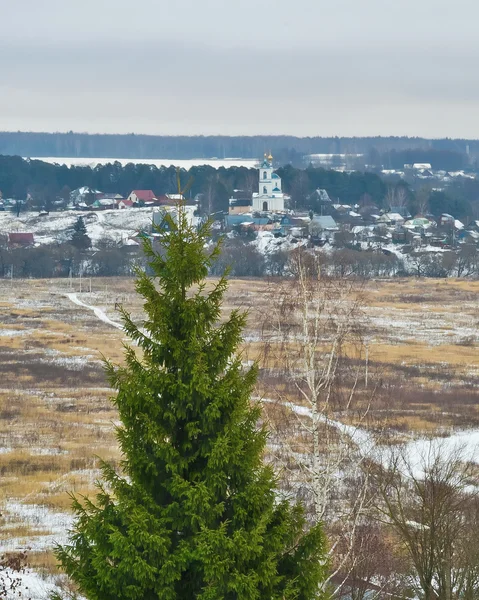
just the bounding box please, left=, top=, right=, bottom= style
left=127, top=190, right=157, bottom=205
left=8, top=232, right=35, bottom=247
left=117, top=199, right=134, bottom=209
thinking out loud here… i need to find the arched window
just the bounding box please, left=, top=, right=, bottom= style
left=263, top=186, right=268, bottom=194
left=263, top=171, right=267, bottom=180
left=262, top=201, right=268, bottom=211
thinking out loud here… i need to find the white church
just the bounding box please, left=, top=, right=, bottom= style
left=252, top=154, right=285, bottom=212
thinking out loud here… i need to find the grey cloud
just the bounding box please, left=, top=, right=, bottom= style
left=0, top=0, right=479, bottom=136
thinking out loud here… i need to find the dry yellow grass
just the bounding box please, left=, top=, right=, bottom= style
left=0, top=275, right=476, bottom=579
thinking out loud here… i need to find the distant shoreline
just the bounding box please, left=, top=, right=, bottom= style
left=27, top=157, right=258, bottom=169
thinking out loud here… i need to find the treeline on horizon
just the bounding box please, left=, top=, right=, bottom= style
left=1, top=155, right=478, bottom=220
left=0, top=131, right=476, bottom=161
left=0, top=154, right=388, bottom=211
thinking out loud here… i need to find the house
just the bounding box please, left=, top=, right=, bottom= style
left=334, top=211, right=362, bottom=227
left=71, top=187, right=103, bottom=205
left=377, top=212, right=405, bottom=226
left=389, top=206, right=410, bottom=219
left=119, top=238, right=141, bottom=252
left=279, top=215, right=310, bottom=237
left=225, top=214, right=254, bottom=229
left=404, top=217, right=434, bottom=232
left=229, top=204, right=252, bottom=215
left=332, top=204, right=352, bottom=214
left=91, top=198, right=116, bottom=210
left=251, top=217, right=274, bottom=231
left=358, top=203, right=380, bottom=220
left=128, top=190, right=157, bottom=205
left=310, top=215, right=338, bottom=230
left=352, top=225, right=375, bottom=242
left=410, top=163, right=432, bottom=171
left=391, top=225, right=408, bottom=244
left=309, top=215, right=338, bottom=240
left=117, top=199, right=134, bottom=209
left=229, top=197, right=252, bottom=215
left=8, top=232, right=34, bottom=247
left=439, top=213, right=455, bottom=227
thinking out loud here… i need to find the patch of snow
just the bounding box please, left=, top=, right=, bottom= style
left=29, top=447, right=68, bottom=456
left=0, top=502, right=74, bottom=553
left=263, top=398, right=479, bottom=479
left=2, top=567, right=60, bottom=600
left=0, top=207, right=157, bottom=248
left=66, top=293, right=123, bottom=330
left=0, top=328, right=31, bottom=337
left=39, top=355, right=94, bottom=370
left=252, top=231, right=307, bottom=256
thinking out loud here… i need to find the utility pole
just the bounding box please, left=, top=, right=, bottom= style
left=365, top=342, right=369, bottom=389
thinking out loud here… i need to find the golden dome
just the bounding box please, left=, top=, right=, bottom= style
left=268, top=153, right=273, bottom=161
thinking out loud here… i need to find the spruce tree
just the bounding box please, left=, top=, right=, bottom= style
left=71, top=216, right=91, bottom=250
left=55, top=210, right=328, bottom=600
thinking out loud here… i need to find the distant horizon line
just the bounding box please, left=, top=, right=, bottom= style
left=1, top=130, right=479, bottom=141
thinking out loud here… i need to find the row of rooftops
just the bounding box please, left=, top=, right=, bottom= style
left=71, top=189, right=194, bottom=210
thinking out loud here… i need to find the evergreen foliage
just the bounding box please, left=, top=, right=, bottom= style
left=55, top=209, right=328, bottom=600
left=70, top=216, right=91, bottom=250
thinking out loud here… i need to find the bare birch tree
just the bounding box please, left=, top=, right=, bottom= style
left=257, top=249, right=381, bottom=597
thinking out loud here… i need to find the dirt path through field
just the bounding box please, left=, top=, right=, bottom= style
left=65, top=292, right=123, bottom=330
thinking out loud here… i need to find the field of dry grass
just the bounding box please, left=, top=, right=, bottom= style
left=0, top=275, right=477, bottom=581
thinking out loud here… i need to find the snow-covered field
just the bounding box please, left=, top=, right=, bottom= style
left=28, top=156, right=258, bottom=170
left=0, top=207, right=156, bottom=246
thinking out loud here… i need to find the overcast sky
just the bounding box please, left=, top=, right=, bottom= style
left=0, top=0, right=478, bottom=138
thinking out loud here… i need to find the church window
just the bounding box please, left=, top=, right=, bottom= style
left=263, top=186, right=267, bottom=194
left=263, top=201, right=268, bottom=211
left=263, top=171, right=267, bottom=179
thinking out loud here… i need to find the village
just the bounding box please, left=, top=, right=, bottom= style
left=0, top=154, right=478, bottom=280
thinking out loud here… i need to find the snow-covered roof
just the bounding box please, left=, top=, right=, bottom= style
left=352, top=225, right=374, bottom=234
left=413, top=163, right=432, bottom=170
left=404, top=217, right=433, bottom=229
left=76, top=186, right=102, bottom=195
left=386, top=212, right=405, bottom=221
left=311, top=215, right=338, bottom=230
